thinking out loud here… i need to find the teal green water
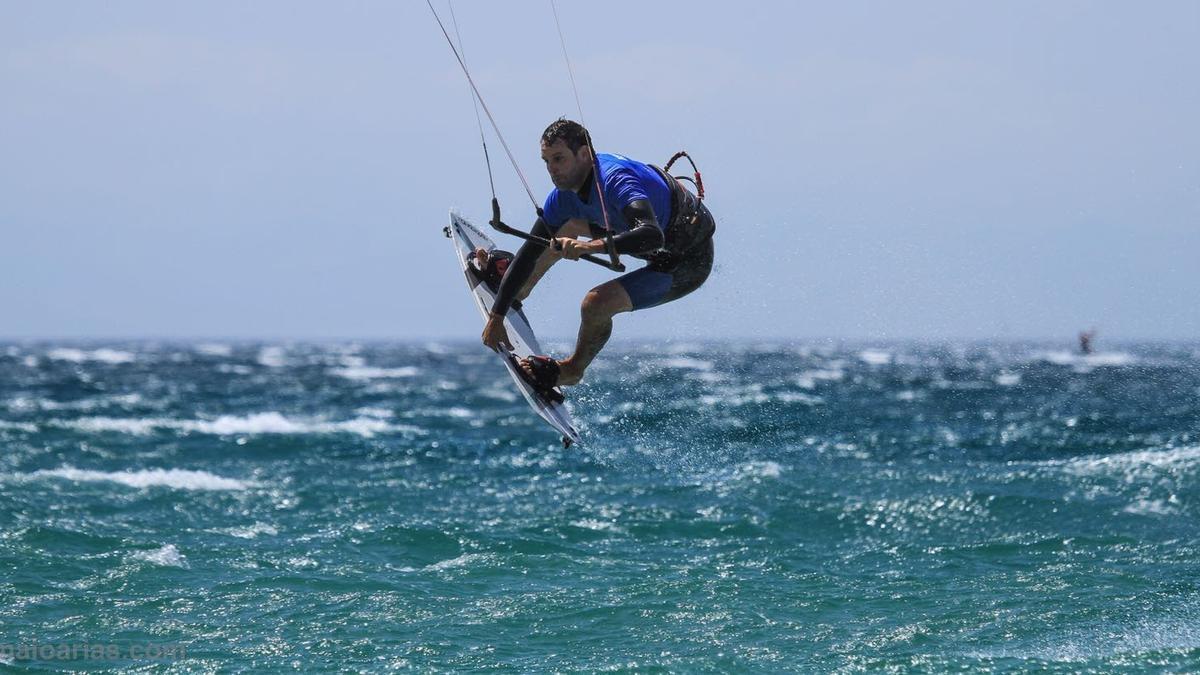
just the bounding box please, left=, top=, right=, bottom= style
left=2, top=341, right=1199, bottom=672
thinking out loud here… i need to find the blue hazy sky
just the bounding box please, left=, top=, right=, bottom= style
left=2, top=2, right=1197, bottom=341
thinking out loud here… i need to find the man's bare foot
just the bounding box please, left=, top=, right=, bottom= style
left=556, top=359, right=584, bottom=386
left=518, top=357, right=584, bottom=387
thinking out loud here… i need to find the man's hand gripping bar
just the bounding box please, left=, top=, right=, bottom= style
left=489, top=199, right=625, bottom=272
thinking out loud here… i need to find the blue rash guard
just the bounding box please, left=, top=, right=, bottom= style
left=541, top=153, right=673, bottom=238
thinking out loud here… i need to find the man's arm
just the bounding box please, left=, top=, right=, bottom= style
left=491, top=218, right=553, bottom=317
left=482, top=218, right=556, bottom=352
left=516, top=246, right=558, bottom=302
left=555, top=199, right=665, bottom=261
left=610, top=199, right=665, bottom=254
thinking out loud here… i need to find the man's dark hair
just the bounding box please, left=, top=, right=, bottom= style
left=541, top=118, right=590, bottom=153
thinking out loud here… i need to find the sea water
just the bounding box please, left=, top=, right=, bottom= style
left=1, top=340, right=1199, bottom=672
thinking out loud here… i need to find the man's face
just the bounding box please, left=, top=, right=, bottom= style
left=541, top=139, right=590, bottom=192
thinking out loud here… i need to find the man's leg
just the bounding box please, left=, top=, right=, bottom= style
left=553, top=280, right=633, bottom=386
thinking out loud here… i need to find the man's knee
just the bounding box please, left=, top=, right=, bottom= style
left=581, top=284, right=632, bottom=318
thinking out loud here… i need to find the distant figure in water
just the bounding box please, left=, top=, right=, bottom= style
left=1079, top=329, right=1097, bottom=355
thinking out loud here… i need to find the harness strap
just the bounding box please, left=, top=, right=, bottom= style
left=647, top=164, right=716, bottom=272
left=664, top=150, right=705, bottom=201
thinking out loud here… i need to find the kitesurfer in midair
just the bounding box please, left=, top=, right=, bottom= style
left=480, top=119, right=716, bottom=389
left=1079, top=328, right=1096, bottom=355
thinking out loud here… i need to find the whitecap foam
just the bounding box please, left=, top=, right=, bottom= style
left=699, top=387, right=770, bottom=407
left=793, top=368, right=845, bottom=389
left=734, top=460, right=784, bottom=480
left=570, top=518, right=625, bottom=534
left=859, top=349, right=892, bottom=365
left=663, top=342, right=704, bottom=354
left=1123, top=498, right=1179, bottom=516
left=426, top=553, right=487, bottom=572
left=219, top=523, right=279, bottom=539
left=422, top=342, right=451, bottom=354
left=1037, top=350, right=1137, bottom=367
left=182, top=412, right=412, bottom=437
left=330, top=366, right=419, bottom=380
left=93, top=348, right=138, bottom=364
left=61, top=417, right=162, bottom=435
left=53, top=412, right=422, bottom=438
left=256, top=346, right=287, bottom=367
left=658, top=357, right=714, bottom=371
left=47, top=348, right=136, bottom=364
left=336, top=354, right=367, bottom=368
left=31, top=466, right=259, bottom=491
left=995, top=372, right=1021, bottom=386
left=27, top=393, right=146, bottom=412
left=354, top=407, right=394, bottom=419
left=1059, top=445, right=1200, bottom=478
left=974, top=611, right=1200, bottom=662
left=776, top=392, right=823, bottom=405
left=194, top=343, right=233, bottom=357
left=130, top=544, right=188, bottom=568
left=479, top=387, right=519, bottom=402
left=4, top=396, right=36, bottom=412
left=0, top=420, right=37, bottom=433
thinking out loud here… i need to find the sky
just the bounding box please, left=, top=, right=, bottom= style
left=2, top=1, right=1197, bottom=341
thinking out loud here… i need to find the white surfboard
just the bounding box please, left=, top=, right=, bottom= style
left=445, top=210, right=582, bottom=447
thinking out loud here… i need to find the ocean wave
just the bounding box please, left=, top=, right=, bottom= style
left=394, top=553, right=491, bottom=574
left=63, top=417, right=161, bottom=435
left=1058, top=444, right=1200, bottom=478
left=1036, top=350, right=1137, bottom=367
left=6, top=393, right=147, bottom=413
left=657, top=357, right=714, bottom=371
left=973, top=609, right=1200, bottom=662
left=994, top=372, right=1021, bottom=386
left=859, top=349, right=892, bottom=366
left=699, top=460, right=784, bottom=485
left=330, top=366, right=420, bottom=380
left=569, top=518, right=626, bottom=534
left=663, top=342, right=704, bottom=354
left=218, top=523, right=279, bottom=539
left=130, top=544, right=189, bottom=568
left=425, top=553, right=490, bottom=572
left=699, top=386, right=818, bottom=407
left=354, top=407, right=394, bottom=419
left=28, top=466, right=260, bottom=491
left=699, top=390, right=769, bottom=407
left=794, top=368, right=845, bottom=389
left=1123, top=498, right=1180, bottom=516
left=48, top=412, right=424, bottom=438
left=257, top=346, right=287, bottom=367
left=47, top=348, right=137, bottom=364
left=734, top=460, right=784, bottom=480
left=194, top=343, right=233, bottom=357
